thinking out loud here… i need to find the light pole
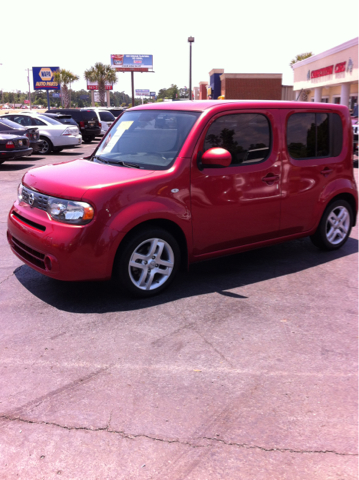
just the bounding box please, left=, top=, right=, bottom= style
left=188, top=36, right=194, bottom=101
left=25, top=68, right=32, bottom=110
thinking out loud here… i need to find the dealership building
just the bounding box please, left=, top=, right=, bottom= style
left=292, top=37, right=358, bottom=111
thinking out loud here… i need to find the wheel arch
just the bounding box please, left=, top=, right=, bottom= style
left=113, top=218, right=189, bottom=275
left=325, top=193, right=357, bottom=226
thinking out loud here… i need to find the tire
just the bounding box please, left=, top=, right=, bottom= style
left=310, top=199, right=353, bottom=250
left=114, top=227, right=181, bottom=297
left=39, top=136, right=53, bottom=154
left=83, top=137, right=92, bottom=144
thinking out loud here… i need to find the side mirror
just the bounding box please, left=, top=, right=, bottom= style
left=199, top=148, right=232, bottom=170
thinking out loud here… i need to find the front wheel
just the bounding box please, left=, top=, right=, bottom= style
left=114, top=228, right=181, bottom=297
left=39, top=136, right=53, bottom=154
left=310, top=199, right=353, bottom=250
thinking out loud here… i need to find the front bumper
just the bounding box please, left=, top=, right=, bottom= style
left=7, top=201, right=123, bottom=282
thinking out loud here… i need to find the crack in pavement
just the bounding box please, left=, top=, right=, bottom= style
left=0, top=415, right=356, bottom=456
left=0, top=266, right=23, bottom=286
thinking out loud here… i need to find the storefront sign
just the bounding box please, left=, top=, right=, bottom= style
left=335, top=62, right=346, bottom=73
left=311, top=61, right=348, bottom=79
left=311, top=66, right=333, bottom=79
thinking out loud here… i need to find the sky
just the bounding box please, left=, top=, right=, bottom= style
left=1, top=0, right=358, bottom=97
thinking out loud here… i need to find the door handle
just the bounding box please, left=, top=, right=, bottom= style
left=320, top=167, right=333, bottom=176
left=262, top=173, right=280, bottom=185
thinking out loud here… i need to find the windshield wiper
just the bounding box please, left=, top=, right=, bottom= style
left=93, top=156, right=142, bottom=168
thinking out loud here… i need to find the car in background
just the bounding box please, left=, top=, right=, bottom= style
left=42, top=113, right=79, bottom=127
left=3, top=112, right=82, bottom=154
left=84, top=108, right=116, bottom=136
left=0, top=133, right=32, bottom=164
left=105, top=107, right=126, bottom=117
left=45, top=109, right=101, bottom=143
left=0, top=118, right=43, bottom=154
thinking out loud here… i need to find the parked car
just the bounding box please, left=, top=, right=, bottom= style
left=104, top=107, right=126, bottom=117
left=3, top=113, right=82, bottom=154
left=0, top=133, right=32, bottom=164
left=45, top=109, right=101, bottom=143
left=7, top=101, right=358, bottom=298
left=42, top=113, right=79, bottom=127
left=0, top=118, right=43, bottom=154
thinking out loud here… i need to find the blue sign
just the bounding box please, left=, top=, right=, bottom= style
left=135, top=89, right=150, bottom=96
left=33, top=67, right=60, bottom=90
left=150, top=92, right=156, bottom=97
left=52, top=92, right=60, bottom=98
left=110, top=55, right=153, bottom=71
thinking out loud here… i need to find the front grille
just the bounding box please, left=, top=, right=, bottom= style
left=10, top=235, right=46, bottom=270
left=22, top=186, right=49, bottom=211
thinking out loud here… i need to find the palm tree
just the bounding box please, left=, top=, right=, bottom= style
left=53, top=69, right=79, bottom=108
left=290, top=52, right=313, bottom=69
left=84, top=63, right=118, bottom=106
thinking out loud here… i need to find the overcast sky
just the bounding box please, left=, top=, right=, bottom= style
left=1, top=0, right=358, bottom=96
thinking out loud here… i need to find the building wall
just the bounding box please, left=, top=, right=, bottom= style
left=220, top=74, right=282, bottom=100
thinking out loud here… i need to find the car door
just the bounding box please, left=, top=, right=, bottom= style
left=191, top=109, right=282, bottom=256
left=278, top=109, right=344, bottom=236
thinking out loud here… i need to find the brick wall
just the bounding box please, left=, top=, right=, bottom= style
left=224, top=78, right=282, bottom=100
left=199, top=84, right=207, bottom=100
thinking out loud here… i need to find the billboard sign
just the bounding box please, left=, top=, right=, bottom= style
left=111, top=55, right=153, bottom=72
left=135, top=89, right=151, bottom=96
left=150, top=92, right=156, bottom=97
left=33, top=67, right=60, bottom=90
left=87, top=81, right=113, bottom=91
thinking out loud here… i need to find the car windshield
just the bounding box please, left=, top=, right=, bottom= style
left=94, top=110, right=200, bottom=169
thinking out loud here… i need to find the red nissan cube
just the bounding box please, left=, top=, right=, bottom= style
left=7, top=101, right=358, bottom=297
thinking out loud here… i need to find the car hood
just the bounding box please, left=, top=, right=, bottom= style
left=22, top=159, right=155, bottom=199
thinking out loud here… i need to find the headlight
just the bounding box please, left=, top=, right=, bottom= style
left=17, top=183, right=24, bottom=202
left=47, top=196, right=94, bottom=225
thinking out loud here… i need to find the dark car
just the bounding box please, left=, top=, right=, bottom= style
left=0, top=133, right=32, bottom=164
left=42, top=113, right=79, bottom=127
left=45, top=109, right=101, bottom=143
left=0, top=118, right=43, bottom=154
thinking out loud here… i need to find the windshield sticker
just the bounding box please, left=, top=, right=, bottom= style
left=102, top=121, right=134, bottom=153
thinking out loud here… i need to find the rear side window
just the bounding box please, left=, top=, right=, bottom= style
left=204, top=113, right=271, bottom=165
left=287, top=112, right=342, bottom=159
left=99, top=111, right=115, bottom=121
left=80, top=110, right=98, bottom=121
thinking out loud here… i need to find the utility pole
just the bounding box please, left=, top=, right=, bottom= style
left=188, top=37, right=195, bottom=101
left=26, top=68, right=32, bottom=110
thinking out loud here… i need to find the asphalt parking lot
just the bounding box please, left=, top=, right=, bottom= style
left=0, top=144, right=358, bottom=480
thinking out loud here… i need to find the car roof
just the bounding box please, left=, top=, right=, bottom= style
left=129, top=100, right=349, bottom=113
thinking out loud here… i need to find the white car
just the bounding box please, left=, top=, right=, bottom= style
left=3, top=112, right=82, bottom=154
left=85, top=108, right=116, bottom=136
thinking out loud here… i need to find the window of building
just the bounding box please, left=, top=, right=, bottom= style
left=321, top=97, right=329, bottom=103
left=204, top=113, right=271, bottom=165
left=333, top=97, right=341, bottom=104
left=287, top=113, right=329, bottom=158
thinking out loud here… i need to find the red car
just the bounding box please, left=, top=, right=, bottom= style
left=7, top=100, right=358, bottom=297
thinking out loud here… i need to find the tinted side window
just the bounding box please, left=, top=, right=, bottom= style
left=99, top=111, right=115, bottom=121
left=204, top=113, right=271, bottom=165
left=287, top=112, right=330, bottom=159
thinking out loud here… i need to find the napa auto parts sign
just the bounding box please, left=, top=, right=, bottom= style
left=33, top=67, right=60, bottom=90
left=110, top=55, right=153, bottom=72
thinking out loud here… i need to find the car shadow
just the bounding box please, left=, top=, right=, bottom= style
left=0, top=163, right=35, bottom=171
left=14, top=236, right=358, bottom=314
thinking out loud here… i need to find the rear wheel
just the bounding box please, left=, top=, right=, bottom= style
left=39, top=136, right=53, bottom=154
left=310, top=199, right=353, bottom=250
left=114, top=227, right=180, bottom=297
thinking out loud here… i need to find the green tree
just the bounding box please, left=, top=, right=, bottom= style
left=53, top=69, right=79, bottom=108
left=290, top=52, right=313, bottom=69
left=157, top=84, right=180, bottom=101
left=84, top=63, right=118, bottom=107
